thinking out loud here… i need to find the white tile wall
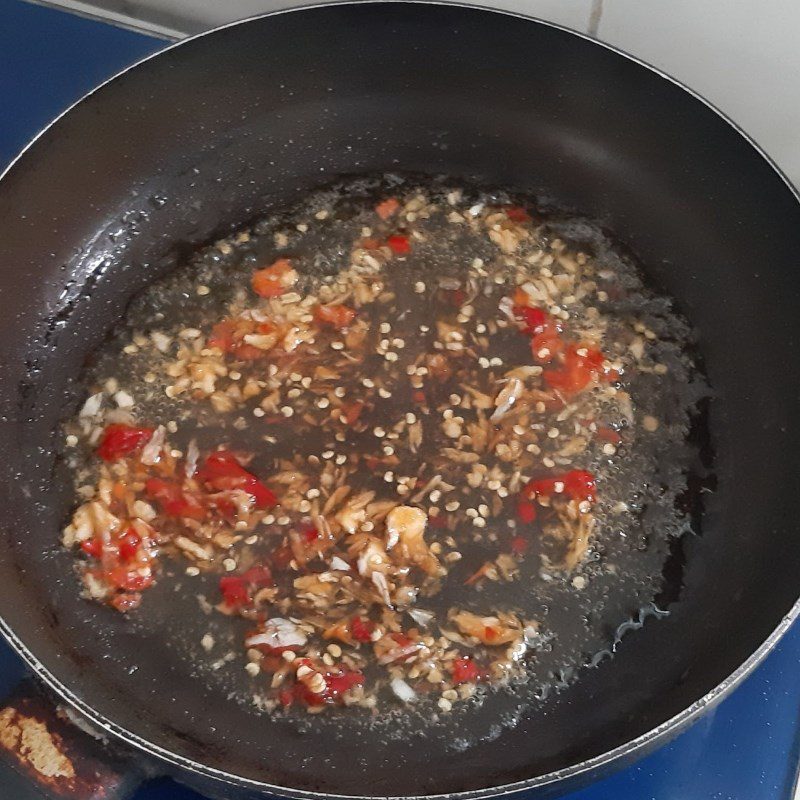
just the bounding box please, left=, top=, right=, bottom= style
left=36, top=0, right=800, bottom=186
left=596, top=0, right=800, bottom=188
left=37, top=0, right=595, bottom=36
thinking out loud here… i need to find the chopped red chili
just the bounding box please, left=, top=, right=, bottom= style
left=375, top=197, right=400, bottom=219
left=516, top=499, right=537, bottom=524
left=513, top=305, right=549, bottom=335
left=251, top=258, right=293, bottom=298
left=314, top=303, right=356, bottom=329
left=505, top=206, right=532, bottom=223
left=340, top=401, right=364, bottom=425
left=96, top=424, right=153, bottom=462
left=302, top=526, right=320, bottom=543
left=107, top=567, right=153, bottom=592
left=219, top=576, right=251, bottom=608
left=117, top=527, right=141, bottom=562
left=198, top=451, right=277, bottom=509
left=145, top=478, right=206, bottom=519
left=324, top=670, right=364, bottom=698
left=451, top=656, right=480, bottom=684
left=510, top=536, right=529, bottom=555
left=80, top=538, right=103, bottom=558
left=207, top=318, right=264, bottom=361
left=523, top=469, right=597, bottom=504
left=350, top=616, right=374, bottom=643
left=219, top=565, right=272, bottom=609
left=542, top=344, right=609, bottom=396
left=387, top=234, right=410, bottom=255
left=531, top=324, right=565, bottom=364
left=596, top=425, right=622, bottom=445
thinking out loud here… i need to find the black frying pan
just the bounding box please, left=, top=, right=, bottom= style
left=1, top=3, right=800, bottom=798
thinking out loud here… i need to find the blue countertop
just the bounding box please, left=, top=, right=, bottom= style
left=2, top=1, right=799, bottom=797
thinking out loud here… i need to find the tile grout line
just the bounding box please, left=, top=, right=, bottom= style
left=587, top=0, right=603, bottom=37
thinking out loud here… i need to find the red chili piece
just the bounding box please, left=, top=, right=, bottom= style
left=523, top=469, right=597, bottom=504
left=251, top=258, right=292, bottom=298
left=302, top=526, right=320, bottom=543
left=314, top=303, right=356, bottom=329
left=386, top=234, right=410, bottom=255
left=145, top=478, right=206, bottom=519
left=207, top=319, right=263, bottom=361
left=530, top=322, right=565, bottom=364
left=513, top=305, right=549, bottom=335
left=596, top=425, right=622, bottom=445
left=451, top=657, right=480, bottom=684
left=510, top=536, right=529, bottom=555
left=80, top=538, right=104, bottom=558
left=219, top=564, right=273, bottom=608
left=516, top=499, right=537, bottom=524
left=375, top=198, right=400, bottom=219
left=117, top=528, right=141, bottom=562
left=198, top=450, right=277, bottom=509
left=286, top=669, right=364, bottom=707
left=340, top=401, right=364, bottom=425
left=505, top=206, right=532, bottom=223
left=96, top=424, right=153, bottom=461
left=542, top=344, right=609, bottom=395
left=350, top=616, right=374, bottom=643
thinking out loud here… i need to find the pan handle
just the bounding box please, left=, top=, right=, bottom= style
left=0, top=679, right=144, bottom=799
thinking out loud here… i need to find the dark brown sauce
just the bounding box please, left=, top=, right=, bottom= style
left=61, top=176, right=707, bottom=743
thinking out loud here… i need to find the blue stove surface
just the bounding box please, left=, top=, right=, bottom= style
left=2, top=1, right=800, bottom=797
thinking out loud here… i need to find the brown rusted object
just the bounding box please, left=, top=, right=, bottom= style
left=0, top=682, right=139, bottom=799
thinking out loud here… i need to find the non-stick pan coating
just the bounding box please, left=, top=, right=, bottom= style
left=1, top=4, right=800, bottom=797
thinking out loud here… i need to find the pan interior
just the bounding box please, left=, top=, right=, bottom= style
left=1, top=4, right=800, bottom=796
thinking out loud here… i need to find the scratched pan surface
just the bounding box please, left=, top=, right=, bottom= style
left=1, top=4, right=800, bottom=798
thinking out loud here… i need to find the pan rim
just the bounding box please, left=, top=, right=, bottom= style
left=2, top=2, right=800, bottom=797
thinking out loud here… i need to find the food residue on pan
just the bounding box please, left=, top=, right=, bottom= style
left=60, top=180, right=704, bottom=716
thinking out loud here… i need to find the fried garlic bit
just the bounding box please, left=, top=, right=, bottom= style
left=544, top=506, right=597, bottom=572
left=451, top=610, right=523, bottom=645
left=385, top=505, right=441, bottom=576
